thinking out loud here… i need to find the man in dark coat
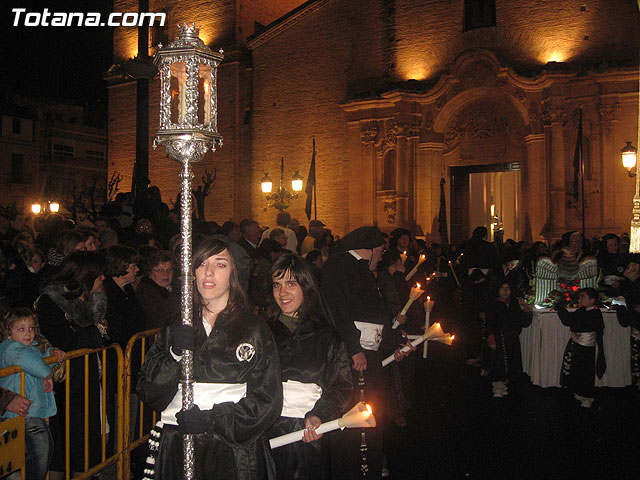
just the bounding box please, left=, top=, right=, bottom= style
left=320, top=226, right=405, bottom=479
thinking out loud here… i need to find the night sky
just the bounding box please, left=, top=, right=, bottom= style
left=2, top=0, right=114, bottom=120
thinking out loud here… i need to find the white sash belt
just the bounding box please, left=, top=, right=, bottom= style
left=354, top=321, right=383, bottom=351
left=571, top=332, right=596, bottom=347
left=281, top=380, right=323, bottom=418
left=161, top=382, right=247, bottom=425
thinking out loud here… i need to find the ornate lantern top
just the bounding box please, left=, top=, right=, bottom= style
left=154, top=23, right=224, bottom=162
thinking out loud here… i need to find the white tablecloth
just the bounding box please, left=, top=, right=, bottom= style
left=520, top=310, right=631, bottom=388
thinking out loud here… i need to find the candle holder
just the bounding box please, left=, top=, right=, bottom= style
left=153, top=23, right=224, bottom=480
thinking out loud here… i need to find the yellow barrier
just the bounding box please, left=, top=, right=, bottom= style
left=0, top=344, right=123, bottom=480
left=122, top=328, right=160, bottom=480
left=1, top=329, right=162, bottom=480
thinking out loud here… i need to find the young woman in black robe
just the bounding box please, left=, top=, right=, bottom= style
left=137, top=237, right=282, bottom=479
left=266, top=253, right=352, bottom=479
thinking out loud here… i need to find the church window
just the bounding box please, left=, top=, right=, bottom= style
left=464, top=0, right=496, bottom=31
left=11, top=154, right=25, bottom=184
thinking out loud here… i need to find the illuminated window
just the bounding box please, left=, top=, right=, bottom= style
left=464, top=0, right=496, bottom=31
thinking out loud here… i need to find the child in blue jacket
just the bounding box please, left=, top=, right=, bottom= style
left=0, top=307, right=65, bottom=480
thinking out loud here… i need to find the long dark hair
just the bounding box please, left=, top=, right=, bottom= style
left=44, top=251, right=106, bottom=300
left=267, top=253, right=323, bottom=326
left=192, top=237, right=248, bottom=346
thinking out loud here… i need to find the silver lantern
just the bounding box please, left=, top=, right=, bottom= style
left=153, top=23, right=223, bottom=479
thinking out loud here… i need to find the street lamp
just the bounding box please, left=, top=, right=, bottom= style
left=31, top=201, right=60, bottom=215
left=261, top=158, right=303, bottom=211
left=624, top=140, right=640, bottom=253
left=31, top=204, right=41, bottom=215
left=621, top=141, right=637, bottom=177
left=153, top=23, right=223, bottom=479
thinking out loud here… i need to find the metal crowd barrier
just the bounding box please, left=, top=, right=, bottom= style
left=121, top=328, right=160, bottom=480
left=0, top=329, right=161, bottom=480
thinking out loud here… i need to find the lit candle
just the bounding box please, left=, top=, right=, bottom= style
left=400, top=250, right=408, bottom=264
left=448, top=260, right=461, bottom=287
left=269, top=403, right=376, bottom=449
left=405, top=254, right=427, bottom=281
left=382, top=322, right=452, bottom=367
left=392, top=283, right=425, bottom=328
left=423, top=296, right=435, bottom=358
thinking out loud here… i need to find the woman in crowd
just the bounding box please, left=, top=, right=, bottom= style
left=135, top=249, right=179, bottom=330
left=35, top=251, right=108, bottom=477
left=266, top=253, right=352, bottom=479
left=137, top=236, right=282, bottom=479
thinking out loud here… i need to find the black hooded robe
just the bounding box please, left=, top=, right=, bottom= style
left=136, top=312, right=282, bottom=480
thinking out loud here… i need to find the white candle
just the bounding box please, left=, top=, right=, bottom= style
left=392, top=283, right=424, bottom=328
left=405, top=254, right=427, bottom=281
left=269, top=403, right=375, bottom=449
left=382, top=322, right=447, bottom=366
left=400, top=250, right=408, bottom=264
left=423, top=296, right=434, bottom=358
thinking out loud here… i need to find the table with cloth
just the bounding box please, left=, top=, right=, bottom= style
left=520, top=309, right=631, bottom=388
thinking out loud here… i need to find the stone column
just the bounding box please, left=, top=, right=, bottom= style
left=416, top=142, right=446, bottom=239
left=542, top=99, right=565, bottom=234
left=347, top=121, right=378, bottom=229
left=598, top=102, right=621, bottom=228
left=525, top=134, right=546, bottom=241
left=395, top=123, right=410, bottom=228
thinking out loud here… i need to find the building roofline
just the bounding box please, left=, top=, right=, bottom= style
left=247, top=0, right=331, bottom=49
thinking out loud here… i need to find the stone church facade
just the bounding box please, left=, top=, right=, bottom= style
left=108, top=0, right=640, bottom=243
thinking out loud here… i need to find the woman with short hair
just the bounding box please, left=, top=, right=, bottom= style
left=135, top=249, right=179, bottom=329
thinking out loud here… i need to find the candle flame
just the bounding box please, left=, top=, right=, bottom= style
left=450, top=335, right=455, bottom=341
left=435, top=322, right=440, bottom=328
left=365, top=404, right=373, bottom=415
left=420, top=254, right=425, bottom=260
left=427, top=296, right=430, bottom=300
left=416, top=283, right=421, bottom=288
left=403, top=250, right=407, bottom=255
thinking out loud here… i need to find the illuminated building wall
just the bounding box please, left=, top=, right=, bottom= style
left=108, top=0, right=640, bottom=241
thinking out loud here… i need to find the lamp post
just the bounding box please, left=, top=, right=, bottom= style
left=622, top=141, right=640, bottom=252
left=260, top=157, right=303, bottom=211
left=153, top=23, right=223, bottom=479
left=31, top=201, right=60, bottom=215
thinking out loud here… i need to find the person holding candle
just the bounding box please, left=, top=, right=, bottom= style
left=136, top=236, right=283, bottom=479
left=484, top=282, right=532, bottom=398
left=266, top=253, right=352, bottom=479
left=556, top=288, right=606, bottom=408
left=321, top=226, right=408, bottom=479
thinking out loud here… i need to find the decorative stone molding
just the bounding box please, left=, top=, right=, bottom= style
left=541, top=98, right=562, bottom=125
left=360, top=122, right=378, bottom=145
left=383, top=200, right=397, bottom=224
left=597, top=102, right=621, bottom=137
left=444, top=108, right=509, bottom=149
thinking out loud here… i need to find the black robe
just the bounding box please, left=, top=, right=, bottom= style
left=558, top=307, right=606, bottom=398
left=320, top=251, right=403, bottom=479
left=136, top=311, right=282, bottom=480
left=483, top=298, right=532, bottom=382
left=267, top=316, right=352, bottom=480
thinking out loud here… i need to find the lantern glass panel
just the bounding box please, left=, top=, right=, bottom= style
left=170, top=62, right=187, bottom=124
left=198, top=64, right=212, bottom=126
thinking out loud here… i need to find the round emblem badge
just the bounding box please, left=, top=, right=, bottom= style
left=236, top=343, right=256, bottom=362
